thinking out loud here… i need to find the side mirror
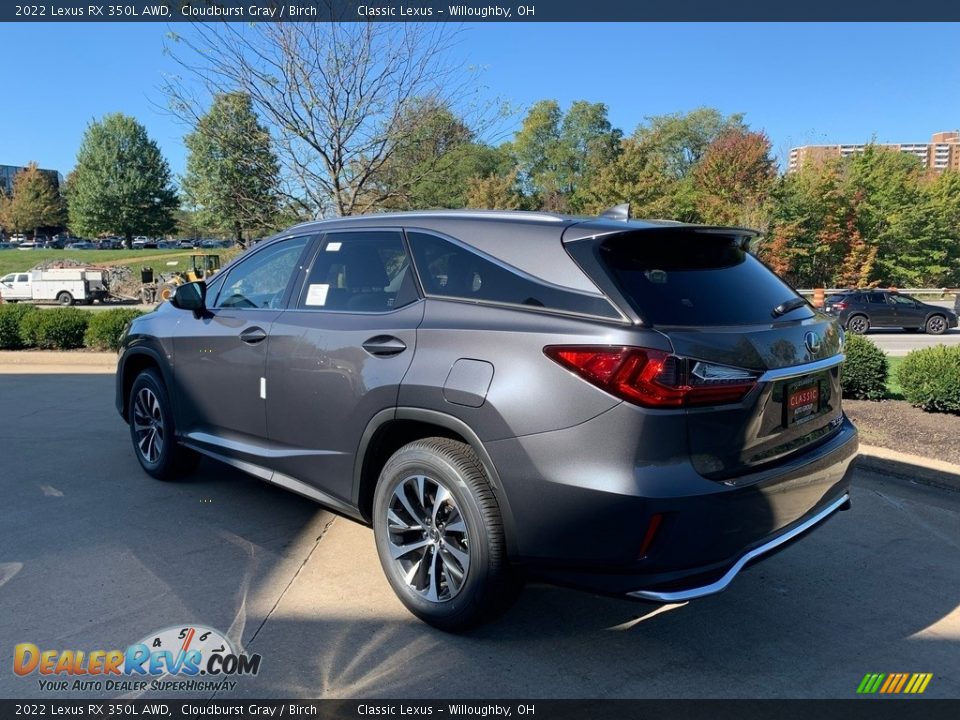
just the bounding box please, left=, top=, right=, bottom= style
left=170, top=281, right=206, bottom=314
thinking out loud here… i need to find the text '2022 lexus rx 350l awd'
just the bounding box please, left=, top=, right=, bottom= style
left=117, top=208, right=858, bottom=630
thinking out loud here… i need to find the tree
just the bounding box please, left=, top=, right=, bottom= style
left=842, top=145, right=944, bottom=286
left=691, top=129, right=777, bottom=227
left=68, top=114, right=178, bottom=248
left=633, top=108, right=747, bottom=179
left=577, top=138, right=678, bottom=218
left=0, top=162, right=66, bottom=237
left=183, top=92, right=280, bottom=247
left=374, top=99, right=510, bottom=210
left=511, top=99, right=622, bottom=212
left=165, top=22, right=489, bottom=217
left=465, top=171, right=523, bottom=210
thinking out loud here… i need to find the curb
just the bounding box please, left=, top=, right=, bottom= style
left=858, top=444, right=960, bottom=493
left=0, top=351, right=116, bottom=373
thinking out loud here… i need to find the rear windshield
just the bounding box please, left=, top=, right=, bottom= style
left=597, top=231, right=814, bottom=326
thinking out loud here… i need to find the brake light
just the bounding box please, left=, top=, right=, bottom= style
left=544, top=346, right=757, bottom=408
left=833, top=302, right=848, bottom=310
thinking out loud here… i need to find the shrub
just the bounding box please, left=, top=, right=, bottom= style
left=0, top=303, right=39, bottom=349
left=84, top=309, right=145, bottom=351
left=19, top=307, right=90, bottom=350
left=897, top=345, right=960, bottom=413
left=841, top=334, right=888, bottom=400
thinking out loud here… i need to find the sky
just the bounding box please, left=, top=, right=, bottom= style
left=0, top=22, right=958, bottom=181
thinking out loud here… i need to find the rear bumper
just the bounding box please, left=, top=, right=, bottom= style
left=627, top=491, right=850, bottom=601
left=486, top=406, right=859, bottom=596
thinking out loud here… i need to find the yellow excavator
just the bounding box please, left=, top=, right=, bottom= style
left=141, top=255, right=221, bottom=303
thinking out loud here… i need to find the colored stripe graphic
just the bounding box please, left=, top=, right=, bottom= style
left=857, top=673, right=932, bottom=694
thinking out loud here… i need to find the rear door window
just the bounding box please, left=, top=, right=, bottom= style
left=407, top=230, right=621, bottom=320
left=595, top=231, right=814, bottom=326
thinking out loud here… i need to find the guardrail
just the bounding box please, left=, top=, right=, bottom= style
left=797, top=288, right=959, bottom=296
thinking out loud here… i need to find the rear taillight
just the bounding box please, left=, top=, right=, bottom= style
left=833, top=302, right=848, bottom=310
left=544, top=346, right=757, bottom=408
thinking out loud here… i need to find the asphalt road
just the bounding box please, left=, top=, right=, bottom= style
left=863, top=328, right=960, bottom=356
left=1, top=373, right=958, bottom=699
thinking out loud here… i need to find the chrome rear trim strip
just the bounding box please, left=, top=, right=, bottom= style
left=627, top=492, right=850, bottom=603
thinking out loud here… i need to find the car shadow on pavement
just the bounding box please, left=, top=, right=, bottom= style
left=216, top=481, right=960, bottom=699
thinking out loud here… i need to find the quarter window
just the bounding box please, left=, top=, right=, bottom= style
left=407, top=231, right=620, bottom=320
left=297, top=231, right=417, bottom=312
left=213, top=236, right=310, bottom=309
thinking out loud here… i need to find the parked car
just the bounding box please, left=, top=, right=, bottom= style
left=824, top=289, right=957, bottom=335
left=156, top=240, right=179, bottom=249
left=177, top=240, right=197, bottom=249
left=66, top=241, right=97, bottom=250
left=0, top=242, right=13, bottom=250
left=132, top=236, right=157, bottom=249
left=116, top=209, right=858, bottom=630
left=9, top=234, right=26, bottom=245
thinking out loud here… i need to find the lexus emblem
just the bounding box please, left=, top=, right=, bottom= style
left=804, top=331, right=822, bottom=354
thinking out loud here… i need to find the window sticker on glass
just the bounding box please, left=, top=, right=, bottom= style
left=305, top=283, right=330, bottom=306
left=326, top=242, right=342, bottom=252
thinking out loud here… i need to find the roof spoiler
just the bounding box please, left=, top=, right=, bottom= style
left=600, top=203, right=631, bottom=221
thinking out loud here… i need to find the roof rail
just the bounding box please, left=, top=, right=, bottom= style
left=600, top=203, right=631, bottom=221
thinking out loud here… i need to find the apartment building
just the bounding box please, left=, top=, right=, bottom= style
left=788, top=131, right=960, bottom=173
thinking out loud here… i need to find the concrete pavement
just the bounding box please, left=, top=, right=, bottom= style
left=1, top=373, right=958, bottom=699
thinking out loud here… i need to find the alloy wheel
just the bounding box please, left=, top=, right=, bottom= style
left=132, top=388, right=164, bottom=464
left=928, top=316, right=946, bottom=334
left=386, top=475, right=470, bottom=603
left=848, top=316, right=868, bottom=334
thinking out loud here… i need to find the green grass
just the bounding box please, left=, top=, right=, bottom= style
left=886, top=356, right=904, bottom=399
left=0, top=249, right=201, bottom=276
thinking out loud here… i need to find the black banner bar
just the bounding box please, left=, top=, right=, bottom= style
left=2, top=700, right=960, bottom=720
left=5, top=1, right=960, bottom=22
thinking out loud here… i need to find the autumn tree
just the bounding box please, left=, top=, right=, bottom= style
left=68, top=114, right=178, bottom=248
left=633, top=108, right=747, bottom=179
left=183, top=92, right=280, bottom=247
left=465, top=171, right=523, bottom=210
left=0, top=162, right=66, bottom=237
left=691, top=129, right=777, bottom=227
left=578, top=138, right=678, bottom=218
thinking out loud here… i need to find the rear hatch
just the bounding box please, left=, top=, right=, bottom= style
left=564, top=224, right=845, bottom=479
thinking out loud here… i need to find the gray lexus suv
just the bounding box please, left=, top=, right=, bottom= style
left=116, top=209, right=858, bottom=630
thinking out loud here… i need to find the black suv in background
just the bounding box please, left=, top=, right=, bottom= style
left=824, top=289, right=957, bottom=335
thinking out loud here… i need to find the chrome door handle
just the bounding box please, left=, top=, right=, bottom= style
left=362, top=335, right=407, bottom=357
left=239, top=326, right=268, bottom=345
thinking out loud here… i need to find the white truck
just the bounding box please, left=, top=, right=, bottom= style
left=0, top=268, right=109, bottom=306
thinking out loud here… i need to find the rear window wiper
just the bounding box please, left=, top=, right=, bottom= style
left=772, top=297, right=808, bottom=318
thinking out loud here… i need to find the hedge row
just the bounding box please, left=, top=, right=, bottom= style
left=0, top=305, right=144, bottom=351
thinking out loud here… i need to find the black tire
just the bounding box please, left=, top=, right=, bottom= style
left=847, top=314, right=870, bottom=334
left=127, top=368, right=200, bottom=480
left=57, top=291, right=73, bottom=306
left=373, top=438, right=522, bottom=631
left=925, top=314, right=948, bottom=335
